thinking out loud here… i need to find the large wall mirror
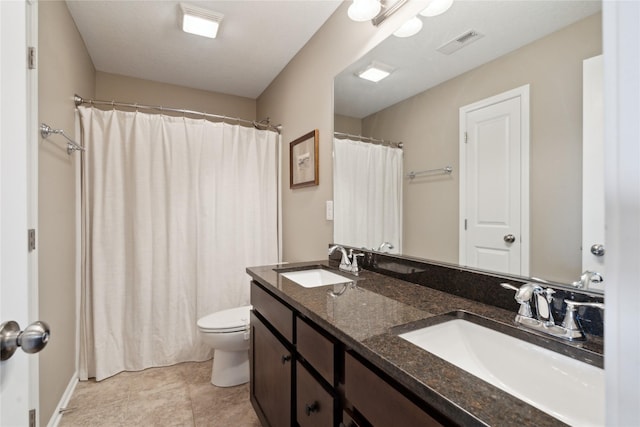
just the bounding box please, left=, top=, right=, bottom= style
left=333, top=1, right=603, bottom=291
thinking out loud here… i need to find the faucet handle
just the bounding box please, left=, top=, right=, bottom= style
left=500, top=283, right=534, bottom=318
left=561, top=300, right=604, bottom=339
left=500, top=283, right=519, bottom=292
left=348, top=249, right=364, bottom=275
left=563, top=300, right=605, bottom=310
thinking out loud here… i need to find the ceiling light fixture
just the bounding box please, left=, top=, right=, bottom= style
left=420, top=0, right=454, bottom=17
left=357, top=62, right=394, bottom=83
left=180, top=3, right=224, bottom=39
left=348, top=0, right=382, bottom=22
left=393, top=16, right=423, bottom=38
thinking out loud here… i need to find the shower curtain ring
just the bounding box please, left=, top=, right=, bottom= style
left=111, top=100, right=115, bottom=110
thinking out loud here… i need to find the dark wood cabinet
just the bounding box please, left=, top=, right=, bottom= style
left=296, top=361, right=336, bottom=427
left=296, top=316, right=336, bottom=386
left=250, top=280, right=450, bottom=427
left=250, top=312, right=292, bottom=427
left=345, top=352, right=444, bottom=427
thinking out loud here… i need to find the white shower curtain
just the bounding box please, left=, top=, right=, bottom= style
left=333, top=138, right=403, bottom=253
left=78, top=106, right=279, bottom=381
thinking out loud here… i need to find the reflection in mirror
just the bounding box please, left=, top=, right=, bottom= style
left=333, top=134, right=403, bottom=254
left=333, top=1, right=602, bottom=290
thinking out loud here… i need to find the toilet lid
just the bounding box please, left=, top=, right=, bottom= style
left=197, top=305, right=252, bottom=333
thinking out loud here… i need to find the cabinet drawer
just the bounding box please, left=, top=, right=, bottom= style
left=296, top=316, right=335, bottom=384
left=251, top=281, right=293, bottom=342
left=296, top=361, right=336, bottom=427
left=345, top=352, right=443, bottom=427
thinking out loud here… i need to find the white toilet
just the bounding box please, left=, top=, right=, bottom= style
left=197, top=305, right=252, bottom=387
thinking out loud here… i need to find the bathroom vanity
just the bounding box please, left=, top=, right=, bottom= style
left=247, top=254, right=604, bottom=427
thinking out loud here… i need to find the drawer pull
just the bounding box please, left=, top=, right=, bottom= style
left=305, top=401, right=319, bottom=416
left=281, top=354, right=292, bottom=364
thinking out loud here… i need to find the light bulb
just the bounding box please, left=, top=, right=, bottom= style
left=420, top=0, right=454, bottom=17
left=348, top=0, right=381, bottom=22
left=393, top=16, right=423, bottom=38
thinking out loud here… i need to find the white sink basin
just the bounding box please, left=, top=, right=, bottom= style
left=399, top=319, right=604, bottom=426
left=280, top=268, right=352, bottom=288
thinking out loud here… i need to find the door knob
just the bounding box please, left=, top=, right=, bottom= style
left=0, top=320, right=50, bottom=361
left=504, top=234, right=516, bottom=244
left=590, top=244, right=605, bottom=256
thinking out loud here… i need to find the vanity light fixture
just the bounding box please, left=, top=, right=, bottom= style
left=357, top=62, right=394, bottom=83
left=420, top=0, right=454, bottom=17
left=180, top=3, right=224, bottom=39
left=348, top=0, right=382, bottom=22
left=393, top=16, right=423, bottom=38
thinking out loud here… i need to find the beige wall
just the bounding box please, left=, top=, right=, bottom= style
left=257, top=1, right=428, bottom=262
left=95, top=72, right=256, bottom=120
left=334, top=114, right=362, bottom=136
left=38, top=1, right=95, bottom=424
left=361, top=14, right=602, bottom=283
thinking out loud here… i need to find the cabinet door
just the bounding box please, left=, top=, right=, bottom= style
left=251, top=312, right=292, bottom=427
left=345, top=352, right=444, bottom=427
left=296, top=362, right=335, bottom=427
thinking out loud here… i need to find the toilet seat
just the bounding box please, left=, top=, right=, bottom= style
left=197, top=305, right=252, bottom=333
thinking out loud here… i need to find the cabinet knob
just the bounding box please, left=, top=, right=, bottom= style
left=281, top=354, right=291, bottom=364
left=305, top=401, right=319, bottom=416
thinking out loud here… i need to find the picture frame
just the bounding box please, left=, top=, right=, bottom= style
left=289, top=129, right=319, bottom=189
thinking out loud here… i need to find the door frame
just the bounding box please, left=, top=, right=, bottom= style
left=0, top=1, right=39, bottom=425
left=458, top=84, right=530, bottom=276
left=603, top=1, right=640, bottom=424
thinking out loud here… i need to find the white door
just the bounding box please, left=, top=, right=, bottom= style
left=459, top=86, right=530, bottom=276
left=582, top=55, right=605, bottom=292
left=1, top=2, right=38, bottom=426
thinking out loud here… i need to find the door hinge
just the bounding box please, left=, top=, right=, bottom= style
left=28, top=47, right=36, bottom=69
left=28, top=229, right=36, bottom=252
left=29, top=409, right=36, bottom=427
left=464, top=132, right=468, bottom=143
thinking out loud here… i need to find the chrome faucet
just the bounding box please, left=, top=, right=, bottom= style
left=572, top=270, right=603, bottom=289
left=328, top=245, right=351, bottom=273
left=501, top=282, right=604, bottom=341
left=328, top=245, right=365, bottom=276
left=500, top=282, right=540, bottom=325
left=377, top=241, right=394, bottom=252
left=561, top=300, right=605, bottom=340
left=349, top=249, right=364, bottom=276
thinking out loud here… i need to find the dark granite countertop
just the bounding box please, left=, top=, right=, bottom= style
left=247, top=260, right=604, bottom=427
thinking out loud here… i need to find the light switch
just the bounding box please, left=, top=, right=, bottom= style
left=326, top=200, right=334, bottom=221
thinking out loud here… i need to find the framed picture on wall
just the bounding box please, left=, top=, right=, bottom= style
left=289, top=129, right=319, bottom=189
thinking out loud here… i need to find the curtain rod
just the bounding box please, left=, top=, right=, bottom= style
left=334, top=131, right=403, bottom=148
left=74, top=94, right=282, bottom=134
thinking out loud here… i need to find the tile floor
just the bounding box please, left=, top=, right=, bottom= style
left=58, top=360, right=261, bottom=427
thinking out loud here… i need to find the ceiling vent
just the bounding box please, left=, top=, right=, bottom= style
left=436, top=30, right=484, bottom=55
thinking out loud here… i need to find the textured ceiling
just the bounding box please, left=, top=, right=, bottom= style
left=66, top=0, right=342, bottom=99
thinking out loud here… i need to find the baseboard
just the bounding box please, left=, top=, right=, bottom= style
left=46, top=371, right=78, bottom=427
